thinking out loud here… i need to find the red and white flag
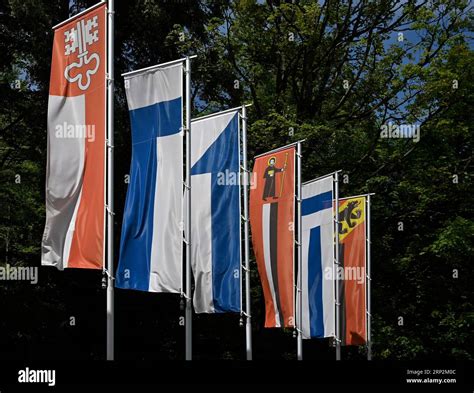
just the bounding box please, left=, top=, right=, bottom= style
left=42, top=3, right=107, bottom=270
left=250, top=147, right=295, bottom=328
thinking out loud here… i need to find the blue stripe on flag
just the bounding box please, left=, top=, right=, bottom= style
left=129, top=97, right=182, bottom=144
left=302, top=190, right=332, bottom=216
left=211, top=172, right=240, bottom=312
left=116, top=139, right=157, bottom=291
left=309, top=226, right=324, bottom=338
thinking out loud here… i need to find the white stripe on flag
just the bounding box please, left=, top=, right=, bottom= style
left=302, top=176, right=333, bottom=198
left=62, top=188, right=83, bottom=269
left=190, top=173, right=215, bottom=313
left=321, top=211, right=335, bottom=337
left=42, top=94, right=86, bottom=269
left=149, top=133, right=183, bottom=293
left=124, top=64, right=182, bottom=110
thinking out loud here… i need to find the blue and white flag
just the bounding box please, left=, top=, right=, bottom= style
left=300, top=175, right=335, bottom=338
left=190, top=110, right=241, bottom=313
left=116, top=63, right=183, bottom=293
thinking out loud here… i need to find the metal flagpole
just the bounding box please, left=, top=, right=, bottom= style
left=366, top=194, right=372, bottom=360
left=185, top=56, right=192, bottom=361
left=106, top=0, right=115, bottom=361
left=334, top=171, right=341, bottom=361
left=241, top=105, right=253, bottom=360
left=296, top=142, right=303, bottom=360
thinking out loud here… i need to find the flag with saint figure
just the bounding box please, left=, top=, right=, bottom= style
left=300, top=175, right=335, bottom=339
left=190, top=110, right=241, bottom=313
left=249, top=147, right=295, bottom=328
left=115, top=63, right=183, bottom=293
left=42, top=2, right=106, bottom=270
left=338, top=196, right=367, bottom=345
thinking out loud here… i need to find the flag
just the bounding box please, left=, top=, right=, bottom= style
left=42, top=3, right=107, bottom=270
left=249, top=147, right=295, bottom=328
left=299, top=175, right=336, bottom=339
left=115, top=63, right=183, bottom=293
left=338, top=196, right=367, bottom=345
left=190, top=110, right=241, bottom=313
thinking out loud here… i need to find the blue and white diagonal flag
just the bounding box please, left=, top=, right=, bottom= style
left=300, top=175, right=335, bottom=338
left=116, top=63, right=183, bottom=293
left=190, top=110, right=241, bottom=313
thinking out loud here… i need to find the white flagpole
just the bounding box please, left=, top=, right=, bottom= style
left=185, top=56, right=192, bottom=361
left=367, top=194, right=372, bottom=360
left=296, top=142, right=303, bottom=360
left=106, top=0, right=115, bottom=361
left=334, top=171, right=341, bottom=361
left=241, top=105, right=253, bottom=360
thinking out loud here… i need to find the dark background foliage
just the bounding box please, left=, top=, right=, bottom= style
left=0, top=0, right=472, bottom=360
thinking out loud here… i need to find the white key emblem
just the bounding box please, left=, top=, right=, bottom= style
left=63, top=16, right=100, bottom=91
